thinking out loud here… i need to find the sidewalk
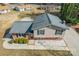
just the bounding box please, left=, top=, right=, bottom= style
left=64, top=27, right=79, bottom=56
left=3, top=40, right=69, bottom=50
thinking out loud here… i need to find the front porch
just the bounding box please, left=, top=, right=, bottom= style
left=11, top=33, right=34, bottom=40
left=8, top=32, right=64, bottom=45
left=11, top=33, right=63, bottom=40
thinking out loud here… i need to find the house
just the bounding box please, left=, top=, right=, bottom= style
left=37, top=4, right=61, bottom=13
left=0, top=4, right=11, bottom=14
left=32, top=13, right=68, bottom=39
left=9, top=21, right=33, bottom=40
left=14, top=4, right=32, bottom=12
left=34, top=4, right=61, bottom=13
left=13, top=4, right=45, bottom=14
left=9, top=13, right=68, bottom=43
left=8, top=17, right=33, bottom=40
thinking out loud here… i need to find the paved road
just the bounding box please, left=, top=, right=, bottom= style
left=64, top=28, right=79, bottom=56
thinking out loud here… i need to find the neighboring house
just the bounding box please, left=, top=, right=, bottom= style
left=14, top=4, right=32, bottom=12
left=13, top=4, right=45, bottom=14
left=0, top=5, right=11, bottom=14
left=37, top=4, right=61, bottom=12
left=9, top=13, right=68, bottom=42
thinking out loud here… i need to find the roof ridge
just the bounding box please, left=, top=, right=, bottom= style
left=45, top=13, right=52, bottom=25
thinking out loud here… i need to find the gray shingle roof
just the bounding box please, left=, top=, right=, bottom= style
left=47, top=13, right=68, bottom=29
left=32, top=13, right=68, bottom=30
left=9, top=21, right=32, bottom=34
left=9, top=13, right=68, bottom=34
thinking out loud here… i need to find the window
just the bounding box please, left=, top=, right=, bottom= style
left=37, top=29, right=45, bottom=35
left=55, top=7, right=60, bottom=10
left=26, top=8, right=32, bottom=11
left=55, top=29, right=63, bottom=35
left=37, top=8, right=41, bottom=10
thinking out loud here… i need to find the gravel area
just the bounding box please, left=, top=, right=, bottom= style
left=0, top=38, right=72, bottom=56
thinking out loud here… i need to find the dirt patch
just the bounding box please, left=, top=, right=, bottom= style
left=0, top=12, right=19, bottom=38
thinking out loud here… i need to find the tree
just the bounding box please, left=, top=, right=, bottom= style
left=60, top=3, right=79, bottom=25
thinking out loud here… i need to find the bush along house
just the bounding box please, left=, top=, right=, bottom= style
left=9, top=13, right=68, bottom=45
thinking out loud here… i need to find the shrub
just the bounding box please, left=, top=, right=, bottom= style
left=23, top=38, right=29, bottom=44
left=8, top=40, right=14, bottom=44
left=19, top=38, right=29, bottom=44
left=18, top=38, right=24, bottom=44
left=8, top=38, right=29, bottom=44
left=14, top=38, right=19, bottom=43
left=66, top=16, right=79, bottom=25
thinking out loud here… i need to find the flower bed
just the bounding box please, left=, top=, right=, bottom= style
left=8, top=38, right=29, bottom=44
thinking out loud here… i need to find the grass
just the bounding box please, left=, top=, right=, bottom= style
left=48, top=50, right=72, bottom=56
left=0, top=49, right=72, bottom=56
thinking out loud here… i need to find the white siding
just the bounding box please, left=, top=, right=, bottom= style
left=19, top=8, right=25, bottom=11
left=34, top=27, right=64, bottom=38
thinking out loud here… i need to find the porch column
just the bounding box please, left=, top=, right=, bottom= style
left=25, top=35, right=29, bottom=39
left=12, top=33, right=17, bottom=40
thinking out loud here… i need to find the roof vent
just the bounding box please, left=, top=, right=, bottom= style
left=61, top=20, right=66, bottom=24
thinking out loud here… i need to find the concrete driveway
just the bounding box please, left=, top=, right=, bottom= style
left=64, top=27, right=79, bottom=56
